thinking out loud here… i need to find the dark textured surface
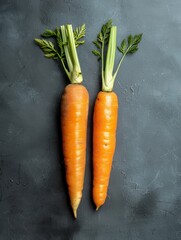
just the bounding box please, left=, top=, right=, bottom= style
left=0, top=0, right=181, bottom=239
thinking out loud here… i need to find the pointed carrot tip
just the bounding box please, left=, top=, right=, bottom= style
left=96, top=206, right=100, bottom=211
left=73, top=209, right=77, bottom=219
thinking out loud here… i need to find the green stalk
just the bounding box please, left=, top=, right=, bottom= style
left=112, top=53, right=126, bottom=82
left=92, top=21, right=143, bottom=92
left=55, top=50, right=70, bottom=78
left=60, top=57, right=70, bottom=79
left=35, top=23, right=86, bottom=85
left=101, top=41, right=105, bottom=85
left=66, top=24, right=83, bottom=83
left=103, top=26, right=117, bottom=92
left=112, top=43, right=133, bottom=83
left=61, top=26, right=73, bottom=73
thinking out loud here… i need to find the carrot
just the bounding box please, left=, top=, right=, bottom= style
left=35, top=24, right=88, bottom=218
left=61, top=84, right=89, bottom=218
left=92, top=20, right=142, bottom=210
left=93, top=91, right=118, bottom=209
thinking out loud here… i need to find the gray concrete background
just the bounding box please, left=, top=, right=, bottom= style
left=0, top=0, right=181, bottom=239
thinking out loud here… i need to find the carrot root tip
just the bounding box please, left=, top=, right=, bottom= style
left=73, top=209, right=77, bottom=219
left=96, top=206, right=100, bottom=211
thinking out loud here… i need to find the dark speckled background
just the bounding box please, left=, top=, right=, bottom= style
left=0, top=0, right=181, bottom=239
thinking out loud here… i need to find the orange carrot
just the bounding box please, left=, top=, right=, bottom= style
left=61, top=84, right=89, bottom=218
left=92, top=20, right=142, bottom=209
left=35, top=24, right=88, bottom=218
left=93, top=91, right=118, bottom=209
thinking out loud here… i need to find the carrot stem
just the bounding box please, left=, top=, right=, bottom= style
left=102, top=26, right=117, bottom=92
left=66, top=25, right=83, bottom=84
left=61, top=24, right=83, bottom=84
left=61, top=25, right=73, bottom=73
left=101, top=41, right=105, bottom=86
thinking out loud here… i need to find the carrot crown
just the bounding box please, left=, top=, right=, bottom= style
left=92, top=19, right=143, bottom=92
left=34, top=24, right=86, bottom=84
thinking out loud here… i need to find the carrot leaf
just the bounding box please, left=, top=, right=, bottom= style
left=92, top=50, right=101, bottom=60
left=113, top=34, right=143, bottom=82
left=55, top=27, right=65, bottom=58
left=93, top=41, right=101, bottom=49
left=73, top=24, right=86, bottom=47
left=117, top=39, right=127, bottom=55
left=117, top=34, right=142, bottom=55
left=41, top=29, right=56, bottom=38
left=34, top=39, right=59, bottom=60
left=92, top=20, right=143, bottom=91
left=35, top=23, right=86, bottom=83
left=92, top=19, right=112, bottom=61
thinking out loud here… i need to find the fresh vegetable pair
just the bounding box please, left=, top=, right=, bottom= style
left=35, top=20, right=142, bottom=218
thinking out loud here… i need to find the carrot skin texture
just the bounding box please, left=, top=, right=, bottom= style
left=61, top=84, right=89, bottom=218
left=93, top=91, right=118, bottom=209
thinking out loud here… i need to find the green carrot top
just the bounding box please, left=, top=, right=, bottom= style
left=92, top=19, right=143, bottom=92
left=35, top=24, right=86, bottom=84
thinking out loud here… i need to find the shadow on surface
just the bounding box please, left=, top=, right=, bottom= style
left=134, top=191, right=157, bottom=218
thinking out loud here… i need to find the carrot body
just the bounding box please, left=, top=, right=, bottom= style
left=93, top=91, right=118, bottom=209
left=61, top=84, right=89, bottom=218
